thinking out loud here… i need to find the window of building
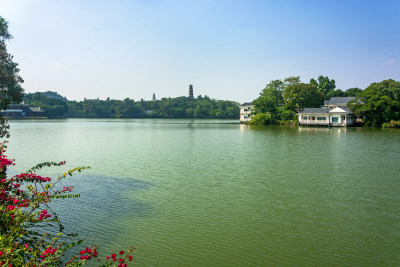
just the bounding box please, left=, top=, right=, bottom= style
left=332, top=117, right=339, bottom=122
left=317, top=117, right=326, bottom=121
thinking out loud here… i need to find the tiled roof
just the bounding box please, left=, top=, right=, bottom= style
left=331, top=107, right=353, bottom=113
left=299, top=108, right=331, bottom=114
left=299, top=107, right=353, bottom=114
left=324, top=97, right=355, bottom=105
left=240, top=102, right=253, bottom=106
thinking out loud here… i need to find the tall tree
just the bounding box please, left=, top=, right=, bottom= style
left=310, top=75, right=336, bottom=99
left=284, top=76, right=301, bottom=86
left=345, top=87, right=362, bottom=97
left=284, top=83, right=325, bottom=112
left=0, top=16, right=24, bottom=137
left=254, top=79, right=285, bottom=114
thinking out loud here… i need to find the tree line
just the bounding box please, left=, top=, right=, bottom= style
left=23, top=92, right=240, bottom=119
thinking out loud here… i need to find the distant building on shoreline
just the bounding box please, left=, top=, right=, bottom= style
left=240, top=102, right=254, bottom=123
left=298, top=97, right=356, bottom=127
left=0, top=104, right=46, bottom=118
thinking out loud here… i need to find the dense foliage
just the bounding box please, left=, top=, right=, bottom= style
left=284, top=83, right=325, bottom=112
left=248, top=113, right=274, bottom=125
left=349, top=79, right=400, bottom=127
left=24, top=92, right=69, bottom=119
left=24, top=93, right=240, bottom=119
left=0, top=17, right=24, bottom=137
left=382, top=120, right=400, bottom=128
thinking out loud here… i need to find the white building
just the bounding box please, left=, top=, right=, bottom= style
left=240, top=103, right=254, bottom=123
left=298, top=97, right=356, bottom=127
left=298, top=107, right=354, bottom=127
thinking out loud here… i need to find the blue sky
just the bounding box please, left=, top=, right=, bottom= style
left=0, top=0, right=399, bottom=102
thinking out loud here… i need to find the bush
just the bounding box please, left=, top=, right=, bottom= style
left=277, top=107, right=297, bottom=121
left=382, top=120, right=400, bottom=128
left=249, top=113, right=274, bottom=125
left=0, top=141, right=134, bottom=266
left=390, top=120, right=400, bottom=128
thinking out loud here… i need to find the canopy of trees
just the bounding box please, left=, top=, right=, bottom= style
left=349, top=79, right=400, bottom=127
left=252, top=75, right=364, bottom=125
left=23, top=93, right=240, bottom=119
left=310, top=75, right=336, bottom=99
left=24, top=92, right=69, bottom=118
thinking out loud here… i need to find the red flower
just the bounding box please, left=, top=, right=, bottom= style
left=119, top=250, right=124, bottom=255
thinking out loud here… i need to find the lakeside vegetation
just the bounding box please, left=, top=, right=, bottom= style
left=250, top=76, right=400, bottom=127
left=17, top=77, right=400, bottom=129
left=250, top=75, right=358, bottom=125
left=23, top=92, right=240, bottom=120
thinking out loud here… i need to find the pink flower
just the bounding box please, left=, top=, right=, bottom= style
left=38, top=209, right=50, bottom=221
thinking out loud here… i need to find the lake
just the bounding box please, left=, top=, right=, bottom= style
left=6, top=119, right=400, bottom=266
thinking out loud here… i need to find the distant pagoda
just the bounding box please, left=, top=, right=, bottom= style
left=188, top=84, right=194, bottom=98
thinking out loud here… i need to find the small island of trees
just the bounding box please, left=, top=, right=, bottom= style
left=249, top=76, right=400, bottom=128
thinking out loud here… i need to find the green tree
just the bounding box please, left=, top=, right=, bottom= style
left=254, top=79, right=284, bottom=114
left=284, top=83, right=324, bottom=112
left=329, top=89, right=346, bottom=97
left=310, top=75, right=336, bottom=99
left=248, top=113, right=274, bottom=125
left=349, top=79, right=400, bottom=127
left=24, top=92, right=68, bottom=118
left=284, top=76, right=301, bottom=86
left=345, top=87, right=362, bottom=97
left=0, top=17, right=24, bottom=137
left=277, top=106, right=297, bottom=121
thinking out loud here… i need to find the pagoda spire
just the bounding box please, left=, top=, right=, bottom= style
left=188, top=84, right=193, bottom=98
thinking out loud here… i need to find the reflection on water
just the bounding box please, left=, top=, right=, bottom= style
left=6, top=119, right=400, bottom=266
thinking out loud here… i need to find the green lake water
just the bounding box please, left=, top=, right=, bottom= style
left=6, top=119, right=400, bottom=266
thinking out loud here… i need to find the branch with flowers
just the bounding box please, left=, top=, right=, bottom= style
left=0, top=141, right=134, bottom=266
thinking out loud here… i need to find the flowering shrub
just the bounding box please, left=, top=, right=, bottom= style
left=0, top=141, right=134, bottom=266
